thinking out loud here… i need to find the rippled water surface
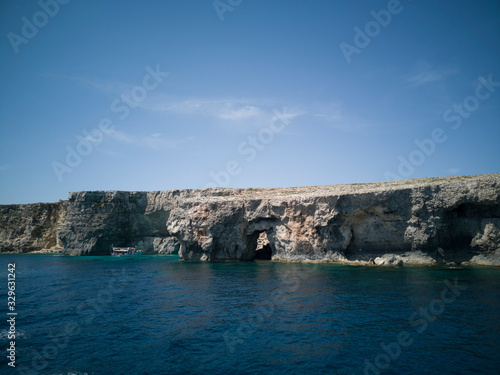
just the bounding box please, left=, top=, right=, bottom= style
left=1, top=254, right=499, bottom=374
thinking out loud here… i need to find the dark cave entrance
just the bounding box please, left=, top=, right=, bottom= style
left=253, top=231, right=273, bottom=260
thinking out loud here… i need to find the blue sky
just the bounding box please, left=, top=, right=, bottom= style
left=1, top=0, right=499, bottom=204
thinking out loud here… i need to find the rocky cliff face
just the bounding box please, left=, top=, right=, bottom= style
left=0, top=202, right=65, bottom=253
left=57, top=190, right=182, bottom=255
left=1, top=174, right=499, bottom=265
left=166, top=175, right=500, bottom=265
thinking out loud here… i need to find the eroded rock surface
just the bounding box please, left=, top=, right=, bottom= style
left=0, top=202, right=64, bottom=253
left=1, top=174, right=499, bottom=265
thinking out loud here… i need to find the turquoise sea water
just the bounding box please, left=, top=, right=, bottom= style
left=0, top=254, right=499, bottom=374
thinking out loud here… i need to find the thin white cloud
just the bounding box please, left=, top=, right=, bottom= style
left=106, top=130, right=135, bottom=144
left=313, top=101, right=342, bottom=118
left=42, top=73, right=132, bottom=96
left=312, top=102, right=372, bottom=134
left=314, top=103, right=342, bottom=123
left=146, top=98, right=265, bottom=122
left=219, top=105, right=262, bottom=120
left=105, top=129, right=190, bottom=150
left=139, top=96, right=302, bottom=134
left=315, top=113, right=341, bottom=122
left=94, top=149, right=122, bottom=157
left=406, top=62, right=459, bottom=87
left=74, top=77, right=131, bottom=96
left=448, top=168, right=461, bottom=175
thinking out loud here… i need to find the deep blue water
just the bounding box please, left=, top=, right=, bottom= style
left=0, top=254, right=499, bottom=375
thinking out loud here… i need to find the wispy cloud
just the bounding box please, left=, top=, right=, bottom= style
left=78, top=130, right=191, bottom=150
left=312, top=102, right=373, bottom=134
left=314, top=102, right=342, bottom=122
left=0, top=165, right=9, bottom=171
left=78, top=77, right=132, bottom=96
left=42, top=73, right=132, bottom=96
left=406, top=62, right=459, bottom=87
left=146, top=98, right=266, bottom=121
left=448, top=168, right=461, bottom=175
left=105, top=130, right=135, bottom=144
left=107, top=129, right=187, bottom=149
left=139, top=96, right=300, bottom=133
left=219, top=105, right=263, bottom=120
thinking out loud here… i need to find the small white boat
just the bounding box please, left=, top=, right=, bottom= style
left=110, top=245, right=143, bottom=257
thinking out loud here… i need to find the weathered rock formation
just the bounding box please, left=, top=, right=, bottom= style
left=1, top=174, right=499, bottom=265
left=0, top=202, right=65, bottom=252
left=57, top=191, right=182, bottom=255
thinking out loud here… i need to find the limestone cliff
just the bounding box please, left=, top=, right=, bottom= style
left=0, top=202, right=65, bottom=253
left=166, top=175, right=500, bottom=265
left=1, top=174, right=499, bottom=265
left=57, top=190, right=182, bottom=255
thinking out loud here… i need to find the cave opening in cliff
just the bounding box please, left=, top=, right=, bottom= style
left=253, top=231, right=272, bottom=260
